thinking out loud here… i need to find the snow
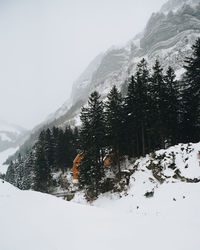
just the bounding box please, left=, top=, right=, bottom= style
left=176, top=68, right=186, bottom=79
left=0, top=132, right=12, bottom=142
left=0, top=147, right=18, bottom=174
left=0, top=119, right=25, bottom=135
left=1, top=178, right=200, bottom=250
left=1, top=143, right=200, bottom=249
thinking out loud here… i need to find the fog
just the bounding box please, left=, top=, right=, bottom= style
left=0, top=0, right=167, bottom=129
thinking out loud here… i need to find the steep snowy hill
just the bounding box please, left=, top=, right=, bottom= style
left=69, top=142, right=200, bottom=208
left=1, top=161, right=200, bottom=250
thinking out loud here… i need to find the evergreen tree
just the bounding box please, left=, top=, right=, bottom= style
left=149, top=60, right=168, bottom=149
left=79, top=91, right=105, bottom=196
left=44, top=128, right=55, bottom=170
left=33, top=131, right=51, bottom=192
left=105, top=85, right=124, bottom=171
left=124, top=59, right=150, bottom=156
left=164, top=66, right=180, bottom=144
left=134, top=59, right=150, bottom=155
left=124, top=75, right=137, bottom=157
left=181, top=38, right=200, bottom=142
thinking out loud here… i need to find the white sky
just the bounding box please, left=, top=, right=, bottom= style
left=0, top=0, right=167, bottom=129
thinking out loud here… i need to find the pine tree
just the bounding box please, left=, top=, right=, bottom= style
left=105, top=85, right=124, bottom=171
left=181, top=38, right=200, bottom=142
left=164, top=66, right=180, bottom=145
left=79, top=91, right=105, bottom=196
left=124, top=59, right=150, bottom=156
left=33, top=131, right=51, bottom=192
left=134, top=59, right=150, bottom=155
left=124, top=75, right=137, bottom=157
left=149, top=60, right=168, bottom=149
left=44, top=128, right=55, bottom=170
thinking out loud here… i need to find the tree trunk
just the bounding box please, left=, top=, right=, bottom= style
left=141, top=122, right=145, bottom=156
left=136, top=133, right=139, bottom=157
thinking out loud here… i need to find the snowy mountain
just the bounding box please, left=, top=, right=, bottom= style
left=160, top=0, right=200, bottom=13
left=43, top=0, right=200, bottom=128
left=0, top=119, right=28, bottom=175
left=7, top=0, right=200, bottom=162
left=1, top=141, right=200, bottom=250
left=0, top=119, right=28, bottom=153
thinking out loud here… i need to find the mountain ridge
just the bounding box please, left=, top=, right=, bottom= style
left=6, top=0, right=200, bottom=161
left=0, top=119, right=28, bottom=153
left=48, top=0, right=200, bottom=128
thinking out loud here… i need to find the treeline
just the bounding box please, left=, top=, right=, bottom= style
left=5, top=38, right=200, bottom=196
left=6, top=126, right=78, bottom=192
left=78, top=38, right=200, bottom=196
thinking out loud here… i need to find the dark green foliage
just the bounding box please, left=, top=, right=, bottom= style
left=124, top=59, right=150, bottom=156
left=164, top=66, right=180, bottom=144
left=105, top=85, right=124, bottom=171
left=6, top=126, right=78, bottom=192
left=124, top=75, right=137, bottom=156
left=79, top=91, right=105, bottom=196
left=181, top=38, right=200, bottom=142
left=149, top=60, right=168, bottom=149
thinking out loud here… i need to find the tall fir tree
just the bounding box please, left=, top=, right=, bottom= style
left=181, top=38, right=200, bottom=142
left=124, top=75, right=137, bottom=157
left=149, top=60, right=168, bottom=149
left=79, top=91, right=105, bottom=196
left=33, top=131, right=51, bottom=192
left=134, top=59, right=150, bottom=155
left=105, top=85, right=124, bottom=171
left=164, top=66, right=180, bottom=145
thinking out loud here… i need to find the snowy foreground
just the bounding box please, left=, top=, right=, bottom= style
left=1, top=179, right=200, bottom=250
left=1, top=142, right=200, bottom=250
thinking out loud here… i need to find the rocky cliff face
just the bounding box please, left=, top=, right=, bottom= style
left=9, top=0, right=200, bottom=161
left=160, top=0, right=200, bottom=13
left=49, top=0, right=200, bottom=128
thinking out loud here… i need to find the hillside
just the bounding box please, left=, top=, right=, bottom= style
left=0, top=119, right=28, bottom=175
left=7, top=0, right=200, bottom=163
left=1, top=141, right=200, bottom=250
left=0, top=119, right=28, bottom=152
left=46, top=0, right=200, bottom=128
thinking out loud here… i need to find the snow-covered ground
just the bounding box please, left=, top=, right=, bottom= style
left=0, top=147, right=18, bottom=174
left=1, top=142, right=200, bottom=250
left=0, top=179, right=200, bottom=250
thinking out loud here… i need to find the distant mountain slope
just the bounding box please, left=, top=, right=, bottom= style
left=8, top=0, right=200, bottom=162
left=0, top=119, right=28, bottom=153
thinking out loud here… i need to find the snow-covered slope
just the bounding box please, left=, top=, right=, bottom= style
left=0, top=147, right=19, bottom=175
left=0, top=119, right=28, bottom=153
left=1, top=162, right=200, bottom=250
left=72, top=142, right=200, bottom=210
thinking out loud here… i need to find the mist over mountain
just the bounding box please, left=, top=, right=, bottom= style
left=6, top=0, right=200, bottom=161
left=0, top=119, right=28, bottom=153
left=46, top=0, right=200, bottom=129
